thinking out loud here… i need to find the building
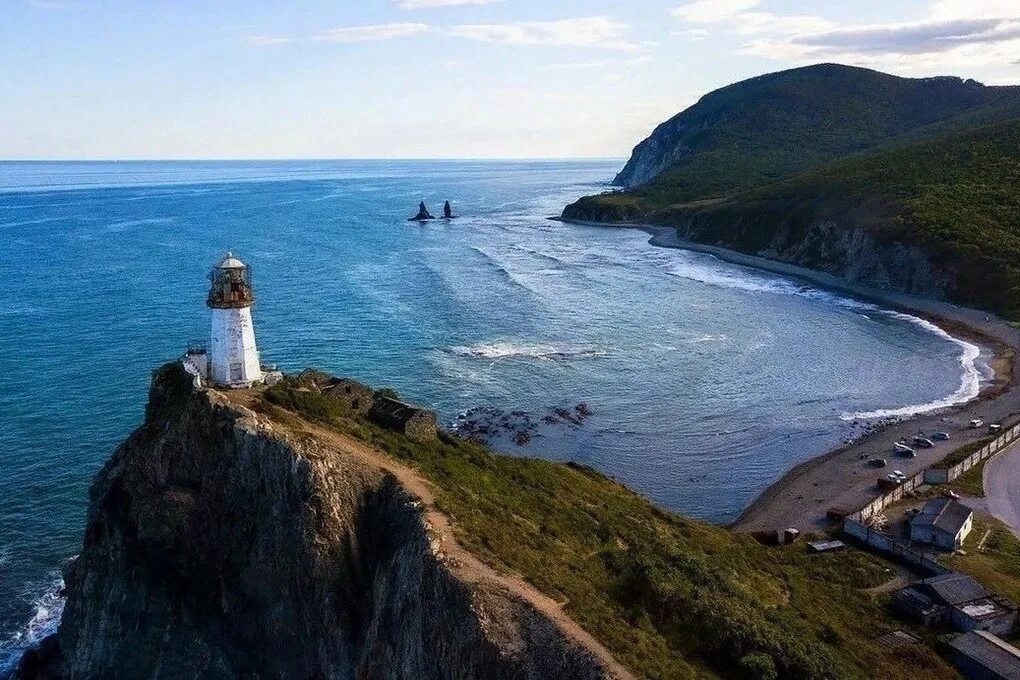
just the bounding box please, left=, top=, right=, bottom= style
left=910, top=498, right=973, bottom=551
left=206, top=252, right=262, bottom=387
left=182, top=252, right=279, bottom=389
left=296, top=369, right=375, bottom=416
left=894, top=572, right=1017, bottom=636
left=369, top=397, right=438, bottom=441
left=948, top=630, right=1020, bottom=679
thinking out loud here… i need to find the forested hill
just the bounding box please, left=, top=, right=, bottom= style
left=562, top=64, right=1020, bottom=319
left=610, top=63, right=1016, bottom=194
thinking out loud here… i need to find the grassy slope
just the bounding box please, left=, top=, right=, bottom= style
left=944, top=517, right=1020, bottom=606
left=259, top=383, right=956, bottom=680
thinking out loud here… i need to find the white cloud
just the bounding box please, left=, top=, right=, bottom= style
left=547, top=56, right=653, bottom=70
left=930, top=0, right=1020, bottom=20
left=447, top=16, right=639, bottom=51
left=670, top=0, right=760, bottom=24
left=245, top=35, right=294, bottom=47
left=313, top=23, right=430, bottom=43
left=672, top=0, right=1020, bottom=73
left=395, top=0, right=502, bottom=7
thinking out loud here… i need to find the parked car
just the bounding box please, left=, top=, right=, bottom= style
left=869, top=458, right=888, bottom=468
left=894, top=442, right=915, bottom=456
left=944, top=489, right=961, bottom=500
left=932, top=431, right=951, bottom=441
left=989, top=423, right=1002, bottom=434
left=970, top=419, right=984, bottom=429
left=913, top=436, right=935, bottom=448
left=892, top=470, right=906, bottom=478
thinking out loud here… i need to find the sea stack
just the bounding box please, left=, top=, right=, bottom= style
left=411, top=201, right=433, bottom=221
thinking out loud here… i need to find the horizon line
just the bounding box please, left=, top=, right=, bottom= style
left=0, top=156, right=626, bottom=163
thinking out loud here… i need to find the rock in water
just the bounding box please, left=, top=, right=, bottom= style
left=443, top=201, right=453, bottom=219
left=410, top=201, right=434, bottom=221
left=16, top=363, right=617, bottom=680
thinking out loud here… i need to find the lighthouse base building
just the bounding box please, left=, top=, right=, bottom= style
left=182, top=252, right=280, bottom=389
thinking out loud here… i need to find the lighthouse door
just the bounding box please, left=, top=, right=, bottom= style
left=230, top=362, right=243, bottom=382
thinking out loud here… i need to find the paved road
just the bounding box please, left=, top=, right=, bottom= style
left=985, top=440, right=1020, bottom=539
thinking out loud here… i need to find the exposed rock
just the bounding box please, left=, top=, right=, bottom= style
left=664, top=196, right=954, bottom=299
left=17, top=364, right=617, bottom=679
left=411, top=201, right=434, bottom=221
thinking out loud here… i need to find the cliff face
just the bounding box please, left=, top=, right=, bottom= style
left=658, top=196, right=954, bottom=299
left=20, top=364, right=617, bottom=680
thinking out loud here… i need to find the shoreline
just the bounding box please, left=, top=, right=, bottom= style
left=556, top=217, right=1020, bottom=533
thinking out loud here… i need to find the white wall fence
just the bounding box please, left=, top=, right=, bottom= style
left=924, top=424, right=1020, bottom=485
left=843, top=518, right=950, bottom=576
left=849, top=423, right=1020, bottom=524
left=842, top=422, right=1020, bottom=570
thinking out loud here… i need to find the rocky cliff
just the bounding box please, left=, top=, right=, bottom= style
left=16, top=364, right=621, bottom=680
left=654, top=196, right=955, bottom=300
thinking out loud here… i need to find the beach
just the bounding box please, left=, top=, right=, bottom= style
left=560, top=218, right=1020, bottom=533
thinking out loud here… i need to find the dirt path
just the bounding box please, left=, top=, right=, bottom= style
left=291, top=417, right=635, bottom=680
left=984, top=440, right=1020, bottom=539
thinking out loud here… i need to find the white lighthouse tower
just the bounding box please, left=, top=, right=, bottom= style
left=206, top=252, right=262, bottom=387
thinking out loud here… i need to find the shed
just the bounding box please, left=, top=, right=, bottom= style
left=369, top=397, right=438, bottom=441
left=948, top=630, right=1020, bottom=679
left=894, top=573, right=1017, bottom=636
left=910, top=498, right=973, bottom=551
left=323, top=378, right=374, bottom=416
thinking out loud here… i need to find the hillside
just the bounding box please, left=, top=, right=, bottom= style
left=562, top=64, right=1020, bottom=318
left=255, top=375, right=954, bottom=679
left=17, top=364, right=958, bottom=680
left=611, top=63, right=1015, bottom=193
left=639, top=117, right=1020, bottom=319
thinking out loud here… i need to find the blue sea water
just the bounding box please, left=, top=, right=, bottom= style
left=0, top=160, right=980, bottom=672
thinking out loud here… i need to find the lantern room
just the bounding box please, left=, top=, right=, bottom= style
left=207, top=252, right=254, bottom=309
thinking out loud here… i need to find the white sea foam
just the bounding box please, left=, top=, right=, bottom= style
left=662, top=249, right=986, bottom=421
left=841, top=312, right=984, bottom=421
left=449, top=341, right=606, bottom=361
left=0, top=574, right=65, bottom=676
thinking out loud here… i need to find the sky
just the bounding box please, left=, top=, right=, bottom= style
left=2, top=0, right=1019, bottom=160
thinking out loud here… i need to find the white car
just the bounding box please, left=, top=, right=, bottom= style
left=970, top=419, right=984, bottom=429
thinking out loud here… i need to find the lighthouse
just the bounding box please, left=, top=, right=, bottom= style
left=206, top=252, right=262, bottom=387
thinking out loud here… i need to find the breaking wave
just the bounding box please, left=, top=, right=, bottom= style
left=448, top=341, right=607, bottom=361
left=841, top=313, right=983, bottom=421
left=662, top=249, right=986, bottom=421
left=0, top=574, right=65, bottom=678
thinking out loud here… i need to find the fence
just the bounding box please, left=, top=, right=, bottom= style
left=924, top=423, right=1020, bottom=484
left=843, top=518, right=950, bottom=576
left=842, top=421, right=1020, bottom=568
left=849, top=422, right=1020, bottom=524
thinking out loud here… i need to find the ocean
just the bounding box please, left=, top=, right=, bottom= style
left=0, top=159, right=984, bottom=673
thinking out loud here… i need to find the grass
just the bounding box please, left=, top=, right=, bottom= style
left=945, top=457, right=990, bottom=497
left=260, top=380, right=957, bottom=680
left=943, top=516, right=1020, bottom=604
left=933, top=437, right=995, bottom=471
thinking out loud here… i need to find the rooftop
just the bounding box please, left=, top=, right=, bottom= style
left=949, top=631, right=1020, bottom=678
left=912, top=498, right=972, bottom=536
left=922, top=572, right=990, bottom=606
left=216, top=251, right=246, bottom=270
